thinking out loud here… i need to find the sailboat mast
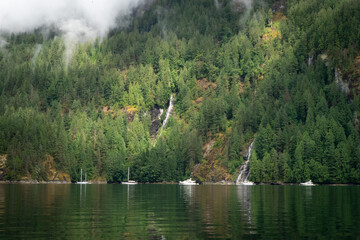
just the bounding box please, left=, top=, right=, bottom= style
left=80, top=168, right=83, bottom=182
left=128, top=167, right=130, bottom=182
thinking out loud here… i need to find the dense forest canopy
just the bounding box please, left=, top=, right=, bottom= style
left=0, top=0, right=359, bottom=183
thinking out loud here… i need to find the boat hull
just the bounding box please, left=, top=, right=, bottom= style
left=179, top=182, right=199, bottom=185
left=300, top=183, right=315, bottom=186
left=121, top=181, right=138, bottom=185
left=76, top=181, right=89, bottom=184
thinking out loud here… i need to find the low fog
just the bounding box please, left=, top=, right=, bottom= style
left=0, top=0, right=144, bottom=37
left=0, top=0, right=145, bottom=65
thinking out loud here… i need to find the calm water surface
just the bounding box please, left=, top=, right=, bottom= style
left=0, top=184, right=359, bottom=239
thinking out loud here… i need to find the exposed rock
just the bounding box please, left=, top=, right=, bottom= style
left=42, top=155, right=71, bottom=182
left=192, top=160, right=231, bottom=183
left=271, top=0, right=287, bottom=22
left=192, top=97, right=203, bottom=105
left=347, top=55, right=360, bottom=95
left=197, top=78, right=216, bottom=92
left=150, top=107, right=163, bottom=121
left=19, top=179, right=40, bottom=184
left=192, top=134, right=231, bottom=182
left=0, top=154, right=71, bottom=182
left=150, top=120, right=161, bottom=136
left=354, top=112, right=359, bottom=131
left=150, top=107, right=163, bottom=136
left=121, top=106, right=137, bottom=122
left=0, top=155, right=7, bottom=180
left=102, top=106, right=114, bottom=116
left=203, top=139, right=215, bottom=158
left=335, top=68, right=350, bottom=94
left=272, top=0, right=286, bottom=14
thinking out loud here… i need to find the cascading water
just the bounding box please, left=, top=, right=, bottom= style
left=160, top=94, right=174, bottom=131
left=307, top=55, right=313, bottom=66
left=236, top=141, right=254, bottom=184
left=32, top=44, right=42, bottom=67
left=153, top=94, right=174, bottom=146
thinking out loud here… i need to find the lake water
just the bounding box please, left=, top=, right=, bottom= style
left=0, top=184, right=359, bottom=239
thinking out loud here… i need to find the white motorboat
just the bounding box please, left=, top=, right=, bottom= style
left=179, top=178, right=199, bottom=185
left=122, top=167, right=138, bottom=185
left=300, top=180, right=315, bottom=186
left=76, top=169, right=89, bottom=184
left=238, top=180, right=255, bottom=186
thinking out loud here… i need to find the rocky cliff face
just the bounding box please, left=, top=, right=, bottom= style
left=41, top=155, right=71, bottom=182
left=0, top=154, right=71, bottom=182
left=192, top=134, right=231, bottom=182
left=335, top=68, right=350, bottom=94
left=0, top=155, right=7, bottom=180
left=150, top=107, right=163, bottom=137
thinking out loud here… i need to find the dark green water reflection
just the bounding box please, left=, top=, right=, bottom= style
left=0, top=184, right=359, bottom=239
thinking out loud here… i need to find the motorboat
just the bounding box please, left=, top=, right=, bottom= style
left=300, top=180, right=315, bottom=186
left=238, top=180, right=255, bottom=186
left=122, top=167, right=138, bottom=185
left=179, top=178, right=199, bottom=185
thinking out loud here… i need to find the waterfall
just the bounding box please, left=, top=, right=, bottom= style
left=32, top=44, right=42, bottom=67
left=153, top=94, right=174, bottom=146
left=236, top=141, right=254, bottom=184
left=335, top=68, right=350, bottom=94
left=307, top=55, right=313, bottom=66
left=160, top=94, right=174, bottom=131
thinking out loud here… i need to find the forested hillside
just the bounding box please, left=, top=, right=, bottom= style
left=0, top=0, right=359, bottom=183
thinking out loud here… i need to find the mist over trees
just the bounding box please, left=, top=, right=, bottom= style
left=0, top=0, right=359, bottom=183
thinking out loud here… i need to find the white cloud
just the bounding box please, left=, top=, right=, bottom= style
left=0, top=0, right=146, bottom=65
left=0, top=37, right=7, bottom=48
left=234, top=0, right=253, bottom=9
left=0, top=0, right=143, bottom=37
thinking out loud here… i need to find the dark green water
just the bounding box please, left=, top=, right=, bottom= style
left=0, top=184, right=359, bottom=239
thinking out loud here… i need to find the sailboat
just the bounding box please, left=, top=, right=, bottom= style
left=121, top=167, right=138, bottom=185
left=76, top=168, right=89, bottom=184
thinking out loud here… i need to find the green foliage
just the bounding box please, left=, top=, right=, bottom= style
left=0, top=0, right=360, bottom=184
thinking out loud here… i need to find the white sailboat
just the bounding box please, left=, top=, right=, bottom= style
left=179, top=178, right=199, bottom=185
left=76, top=168, right=89, bottom=184
left=122, top=167, right=138, bottom=185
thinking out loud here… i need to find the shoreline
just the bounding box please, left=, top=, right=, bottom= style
left=0, top=180, right=71, bottom=184
left=1, top=180, right=359, bottom=186
left=0, top=180, right=107, bottom=184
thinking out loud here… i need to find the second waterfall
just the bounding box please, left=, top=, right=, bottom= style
left=236, top=141, right=255, bottom=185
